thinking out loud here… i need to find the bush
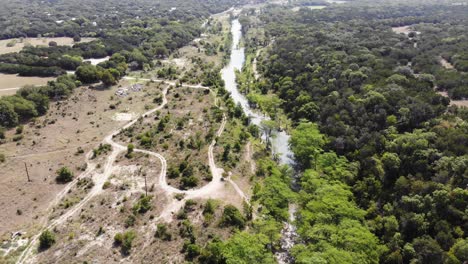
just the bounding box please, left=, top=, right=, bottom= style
left=125, top=215, right=136, bottom=227
left=220, top=205, right=246, bottom=229
left=56, top=166, right=74, bottom=183
left=114, top=230, right=136, bottom=255
left=48, top=41, right=57, bottom=47
left=181, top=175, right=198, bottom=189
left=183, top=241, right=201, bottom=260
left=39, top=230, right=55, bottom=250
left=132, top=195, right=152, bottom=214
left=126, top=144, right=134, bottom=158
left=155, top=224, right=172, bottom=241
left=16, top=125, right=23, bottom=134
left=0, top=153, right=5, bottom=163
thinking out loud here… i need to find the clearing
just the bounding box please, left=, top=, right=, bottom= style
left=0, top=37, right=96, bottom=55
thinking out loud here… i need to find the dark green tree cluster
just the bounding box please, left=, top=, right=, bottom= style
left=0, top=74, right=77, bottom=128
left=240, top=2, right=468, bottom=263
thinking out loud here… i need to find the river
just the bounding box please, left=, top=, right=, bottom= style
left=221, top=18, right=298, bottom=264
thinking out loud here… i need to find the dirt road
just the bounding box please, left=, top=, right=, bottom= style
left=17, top=82, right=248, bottom=263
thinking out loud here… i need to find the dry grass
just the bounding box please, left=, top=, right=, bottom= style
left=0, top=37, right=96, bottom=55
left=0, top=80, right=160, bottom=238
left=0, top=74, right=54, bottom=96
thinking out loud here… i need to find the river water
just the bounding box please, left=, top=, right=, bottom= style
left=221, top=18, right=297, bottom=264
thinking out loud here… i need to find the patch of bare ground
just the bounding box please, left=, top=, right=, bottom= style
left=0, top=74, right=54, bottom=95
left=439, top=57, right=455, bottom=70
left=0, top=81, right=163, bottom=241
left=0, top=37, right=96, bottom=55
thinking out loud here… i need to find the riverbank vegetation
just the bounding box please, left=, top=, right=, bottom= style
left=238, top=0, right=468, bottom=263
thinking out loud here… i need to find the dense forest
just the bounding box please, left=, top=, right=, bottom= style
left=234, top=0, right=468, bottom=263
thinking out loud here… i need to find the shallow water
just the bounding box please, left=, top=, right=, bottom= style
left=221, top=18, right=297, bottom=264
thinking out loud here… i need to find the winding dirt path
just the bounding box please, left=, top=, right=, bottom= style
left=17, top=81, right=248, bottom=263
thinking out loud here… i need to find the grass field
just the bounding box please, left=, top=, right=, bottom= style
left=0, top=37, right=96, bottom=55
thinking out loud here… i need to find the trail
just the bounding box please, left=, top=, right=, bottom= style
left=17, top=82, right=248, bottom=264
left=9, top=142, right=97, bottom=159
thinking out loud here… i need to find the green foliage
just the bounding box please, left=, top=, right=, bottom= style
left=132, top=195, right=152, bottom=214
left=220, top=205, right=246, bottom=229
left=155, top=224, right=172, bottom=241
left=76, top=64, right=100, bottom=84
left=126, top=143, right=134, bottom=158
left=92, top=143, right=112, bottom=159
left=39, top=230, right=56, bottom=250
left=114, top=230, right=136, bottom=255
left=253, top=159, right=294, bottom=221
left=221, top=232, right=276, bottom=264
left=290, top=122, right=326, bottom=168
left=56, top=166, right=74, bottom=183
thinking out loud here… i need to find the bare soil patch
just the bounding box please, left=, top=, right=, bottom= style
left=0, top=37, right=96, bottom=55
left=0, top=74, right=54, bottom=95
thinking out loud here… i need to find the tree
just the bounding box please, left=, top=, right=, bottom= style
left=222, top=232, right=276, bottom=264
left=56, top=166, right=74, bottom=183
left=101, top=69, right=117, bottom=86
left=26, top=92, right=50, bottom=115
left=39, top=230, right=55, bottom=250
left=220, top=205, right=246, bottom=229
left=448, top=238, right=468, bottom=263
left=289, top=122, right=326, bottom=168
left=75, top=64, right=100, bottom=84
left=0, top=100, right=19, bottom=127
left=260, top=120, right=276, bottom=148
left=412, top=236, right=444, bottom=264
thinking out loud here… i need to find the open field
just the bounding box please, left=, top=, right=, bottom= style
left=0, top=74, right=54, bottom=96
left=0, top=37, right=96, bottom=55
left=292, top=5, right=327, bottom=11
left=0, top=80, right=162, bottom=239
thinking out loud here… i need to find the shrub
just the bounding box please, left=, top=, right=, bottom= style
left=92, top=143, right=112, bottom=159
left=183, top=241, right=201, bottom=260
left=132, top=195, right=152, bottom=214
left=114, top=230, right=136, bottom=255
left=168, top=165, right=180, bottom=179
left=48, top=41, right=57, bottom=47
left=126, top=144, right=134, bottom=158
left=155, top=224, right=172, bottom=241
left=16, top=125, right=24, bottom=134
left=56, top=166, right=74, bottom=183
left=0, top=153, right=5, bottom=163
left=125, top=215, right=136, bottom=227
left=39, top=230, right=55, bottom=250
left=220, top=205, right=246, bottom=229
left=102, top=181, right=111, bottom=189
left=181, top=175, right=198, bottom=189
left=114, top=233, right=124, bottom=244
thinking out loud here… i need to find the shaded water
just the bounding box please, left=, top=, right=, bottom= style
left=221, top=18, right=297, bottom=264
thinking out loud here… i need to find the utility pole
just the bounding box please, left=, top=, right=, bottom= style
left=144, top=173, right=148, bottom=197
left=24, top=162, right=31, bottom=182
